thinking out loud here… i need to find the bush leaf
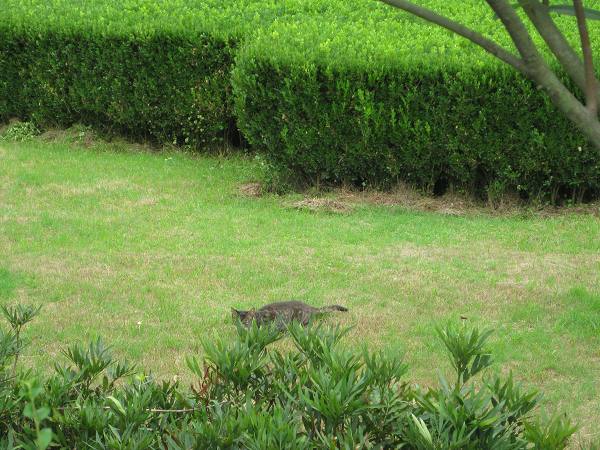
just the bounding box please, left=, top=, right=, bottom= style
left=36, top=428, right=52, bottom=450
left=106, top=396, right=126, bottom=417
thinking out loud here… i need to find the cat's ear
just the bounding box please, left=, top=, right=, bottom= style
left=231, top=308, right=242, bottom=320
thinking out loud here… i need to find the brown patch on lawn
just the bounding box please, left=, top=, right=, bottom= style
left=123, top=196, right=159, bottom=207
left=336, top=184, right=478, bottom=215
left=534, top=202, right=600, bottom=219
left=291, top=197, right=353, bottom=214
left=40, top=129, right=68, bottom=142
left=0, top=214, right=34, bottom=225
left=331, top=184, right=600, bottom=218
left=238, top=179, right=596, bottom=217
left=238, top=182, right=263, bottom=197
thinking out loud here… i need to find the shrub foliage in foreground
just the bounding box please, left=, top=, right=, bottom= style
left=0, top=304, right=580, bottom=449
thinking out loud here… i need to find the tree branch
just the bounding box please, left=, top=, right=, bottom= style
left=573, top=0, right=598, bottom=114
left=486, top=0, right=541, bottom=65
left=487, top=0, right=600, bottom=146
left=519, top=0, right=592, bottom=97
left=378, top=0, right=526, bottom=73
left=57, top=405, right=203, bottom=413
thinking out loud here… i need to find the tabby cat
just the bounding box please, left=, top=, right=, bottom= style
left=231, top=301, right=348, bottom=328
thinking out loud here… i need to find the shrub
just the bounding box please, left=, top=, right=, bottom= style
left=3, top=0, right=600, bottom=201
left=0, top=303, right=585, bottom=448
left=0, top=121, right=40, bottom=142
left=0, top=2, right=238, bottom=148
left=0, top=0, right=344, bottom=147
left=232, top=15, right=600, bottom=202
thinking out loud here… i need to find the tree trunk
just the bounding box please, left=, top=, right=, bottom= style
left=487, top=0, right=600, bottom=148
left=529, top=63, right=600, bottom=145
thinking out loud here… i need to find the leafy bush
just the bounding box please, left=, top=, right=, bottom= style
left=0, top=0, right=355, bottom=148
left=0, top=303, right=586, bottom=448
left=0, top=121, right=39, bottom=142
left=0, top=9, right=237, bottom=148
left=2, top=0, right=600, bottom=202
left=233, top=16, right=600, bottom=202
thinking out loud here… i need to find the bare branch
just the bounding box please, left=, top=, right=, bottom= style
left=573, top=0, right=598, bottom=114
left=487, top=0, right=600, bottom=146
left=486, top=0, right=541, bottom=64
left=380, top=0, right=600, bottom=148
left=57, top=405, right=204, bottom=413
left=519, top=0, right=590, bottom=96
left=378, top=0, right=526, bottom=73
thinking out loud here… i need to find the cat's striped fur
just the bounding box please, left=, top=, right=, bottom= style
left=231, top=301, right=348, bottom=328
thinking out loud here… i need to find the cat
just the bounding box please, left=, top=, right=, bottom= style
left=231, top=300, right=348, bottom=328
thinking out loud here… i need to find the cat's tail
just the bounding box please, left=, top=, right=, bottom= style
left=319, top=305, right=348, bottom=312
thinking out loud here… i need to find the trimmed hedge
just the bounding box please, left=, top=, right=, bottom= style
left=2, top=0, right=600, bottom=201
left=232, top=15, right=600, bottom=201
left=0, top=0, right=346, bottom=146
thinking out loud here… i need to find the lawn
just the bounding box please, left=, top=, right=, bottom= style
left=1, top=138, right=599, bottom=440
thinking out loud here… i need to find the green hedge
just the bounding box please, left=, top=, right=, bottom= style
left=0, top=0, right=347, bottom=146
left=233, top=15, right=600, bottom=201
left=2, top=0, right=600, bottom=201
left=4, top=32, right=235, bottom=146
left=1, top=1, right=235, bottom=146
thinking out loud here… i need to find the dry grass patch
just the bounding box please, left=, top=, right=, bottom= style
left=238, top=182, right=263, bottom=197
left=337, top=184, right=477, bottom=215
left=34, top=179, right=139, bottom=198
left=122, top=196, right=160, bottom=207
left=332, top=184, right=600, bottom=217
left=290, top=197, right=353, bottom=214
left=40, top=127, right=97, bottom=148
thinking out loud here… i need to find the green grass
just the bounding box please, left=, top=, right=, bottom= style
left=1, top=139, right=599, bottom=440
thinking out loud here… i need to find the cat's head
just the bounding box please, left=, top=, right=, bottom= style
left=231, top=307, right=256, bottom=326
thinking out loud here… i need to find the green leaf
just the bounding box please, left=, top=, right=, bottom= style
left=411, top=414, right=433, bottom=444
left=37, top=406, right=50, bottom=422
left=22, top=403, right=33, bottom=419
left=106, top=396, right=126, bottom=417
left=479, top=415, right=501, bottom=427
left=36, top=428, right=52, bottom=450
left=186, top=355, right=203, bottom=377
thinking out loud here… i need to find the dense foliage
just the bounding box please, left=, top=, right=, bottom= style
left=0, top=303, right=584, bottom=448
left=0, top=0, right=346, bottom=147
left=1, top=0, right=600, bottom=201
left=233, top=19, right=600, bottom=202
